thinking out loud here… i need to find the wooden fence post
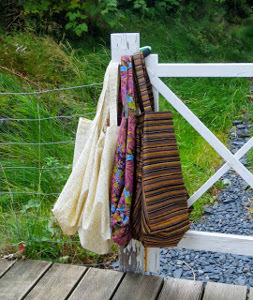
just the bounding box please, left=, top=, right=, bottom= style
left=111, top=33, right=160, bottom=274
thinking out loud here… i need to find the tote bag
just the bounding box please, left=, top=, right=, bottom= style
left=110, top=55, right=136, bottom=246
left=132, top=52, right=191, bottom=248
left=52, top=61, right=120, bottom=254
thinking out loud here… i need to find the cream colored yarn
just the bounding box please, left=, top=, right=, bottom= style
left=72, top=117, right=92, bottom=168
left=52, top=61, right=119, bottom=254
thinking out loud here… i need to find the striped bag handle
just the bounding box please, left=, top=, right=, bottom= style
left=133, top=52, right=155, bottom=113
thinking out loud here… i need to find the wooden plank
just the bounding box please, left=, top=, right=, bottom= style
left=111, top=33, right=140, bottom=62
left=178, top=230, right=253, bottom=257
left=158, top=277, right=203, bottom=300
left=203, top=282, right=247, bottom=300
left=119, top=240, right=145, bottom=273
left=150, top=63, right=253, bottom=77
left=68, top=268, right=124, bottom=300
left=146, top=54, right=160, bottom=112
left=145, top=247, right=160, bottom=273
left=111, top=33, right=160, bottom=274
left=119, top=238, right=158, bottom=275
left=113, top=273, right=163, bottom=300
left=148, top=69, right=253, bottom=190
left=188, top=138, right=253, bottom=207
left=249, top=288, right=253, bottom=300
left=0, top=259, right=17, bottom=278
left=24, top=263, right=87, bottom=300
left=111, top=33, right=145, bottom=274
left=0, top=259, right=52, bottom=300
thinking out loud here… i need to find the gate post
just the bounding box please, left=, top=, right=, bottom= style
left=111, top=33, right=160, bottom=274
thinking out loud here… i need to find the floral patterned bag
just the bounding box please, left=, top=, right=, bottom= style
left=110, top=56, right=136, bottom=246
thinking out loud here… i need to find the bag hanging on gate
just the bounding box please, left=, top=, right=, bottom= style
left=131, top=52, right=191, bottom=248
left=52, top=61, right=120, bottom=254
left=110, top=56, right=136, bottom=246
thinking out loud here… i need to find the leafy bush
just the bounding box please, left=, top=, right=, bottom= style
left=0, top=0, right=121, bottom=37
left=0, top=0, right=252, bottom=37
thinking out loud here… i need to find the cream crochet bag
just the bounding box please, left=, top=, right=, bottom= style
left=52, top=61, right=119, bottom=254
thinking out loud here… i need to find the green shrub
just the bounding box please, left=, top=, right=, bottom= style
left=0, top=0, right=252, bottom=36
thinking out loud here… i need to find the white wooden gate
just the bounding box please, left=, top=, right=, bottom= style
left=111, top=33, right=253, bottom=274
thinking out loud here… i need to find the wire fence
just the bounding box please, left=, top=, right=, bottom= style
left=0, top=82, right=109, bottom=263
left=2, top=79, right=252, bottom=264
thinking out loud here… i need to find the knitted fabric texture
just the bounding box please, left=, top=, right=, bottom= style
left=52, top=61, right=120, bottom=254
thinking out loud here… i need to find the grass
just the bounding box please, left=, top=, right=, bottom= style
left=159, top=77, right=251, bottom=219
left=0, top=84, right=104, bottom=263
left=0, top=12, right=252, bottom=262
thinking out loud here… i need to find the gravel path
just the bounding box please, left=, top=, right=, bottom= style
left=159, top=118, right=253, bottom=288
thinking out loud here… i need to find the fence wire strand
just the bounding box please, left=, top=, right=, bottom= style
left=0, top=83, right=102, bottom=95
left=0, top=83, right=101, bottom=261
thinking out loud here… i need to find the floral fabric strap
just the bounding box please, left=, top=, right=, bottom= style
left=110, top=56, right=136, bottom=246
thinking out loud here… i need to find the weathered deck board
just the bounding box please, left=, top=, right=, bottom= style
left=112, top=272, right=163, bottom=300
left=0, top=258, right=251, bottom=300
left=0, top=259, right=17, bottom=278
left=24, top=263, right=87, bottom=300
left=0, top=259, right=52, bottom=300
left=68, top=267, right=124, bottom=300
left=203, top=282, right=247, bottom=300
left=158, top=277, right=204, bottom=300
left=249, top=288, right=253, bottom=300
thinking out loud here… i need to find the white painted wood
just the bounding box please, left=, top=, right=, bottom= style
left=111, top=33, right=140, bottom=62
left=144, top=53, right=160, bottom=273
left=147, top=68, right=253, bottom=190
left=150, top=63, right=253, bottom=77
left=111, top=33, right=160, bottom=274
left=188, top=137, right=253, bottom=207
left=146, top=54, right=159, bottom=112
left=178, top=230, right=253, bottom=257
left=145, top=248, right=160, bottom=273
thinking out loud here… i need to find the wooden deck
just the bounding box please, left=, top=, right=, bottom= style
left=0, top=258, right=252, bottom=300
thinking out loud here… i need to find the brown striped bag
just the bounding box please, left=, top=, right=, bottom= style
left=131, top=52, right=191, bottom=248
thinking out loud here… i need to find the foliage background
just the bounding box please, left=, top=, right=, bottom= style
left=0, top=0, right=252, bottom=263
left=0, top=0, right=252, bottom=38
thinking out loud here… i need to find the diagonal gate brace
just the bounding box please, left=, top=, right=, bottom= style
left=188, top=138, right=253, bottom=207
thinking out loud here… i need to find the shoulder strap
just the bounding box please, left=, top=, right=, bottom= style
left=108, top=62, right=120, bottom=127
left=132, top=52, right=154, bottom=113
left=121, top=55, right=136, bottom=119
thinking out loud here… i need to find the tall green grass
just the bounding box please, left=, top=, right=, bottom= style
left=159, top=77, right=251, bottom=218
left=0, top=13, right=252, bottom=261
left=0, top=85, right=104, bottom=263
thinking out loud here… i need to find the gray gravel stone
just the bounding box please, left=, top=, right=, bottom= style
left=203, top=206, right=212, bottom=214
left=232, top=121, right=242, bottom=125
left=111, top=262, right=119, bottom=268
left=173, top=268, right=183, bottom=278
left=158, top=119, right=253, bottom=291
left=237, top=124, right=246, bottom=129
left=234, top=277, right=246, bottom=286
left=222, top=178, right=232, bottom=186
